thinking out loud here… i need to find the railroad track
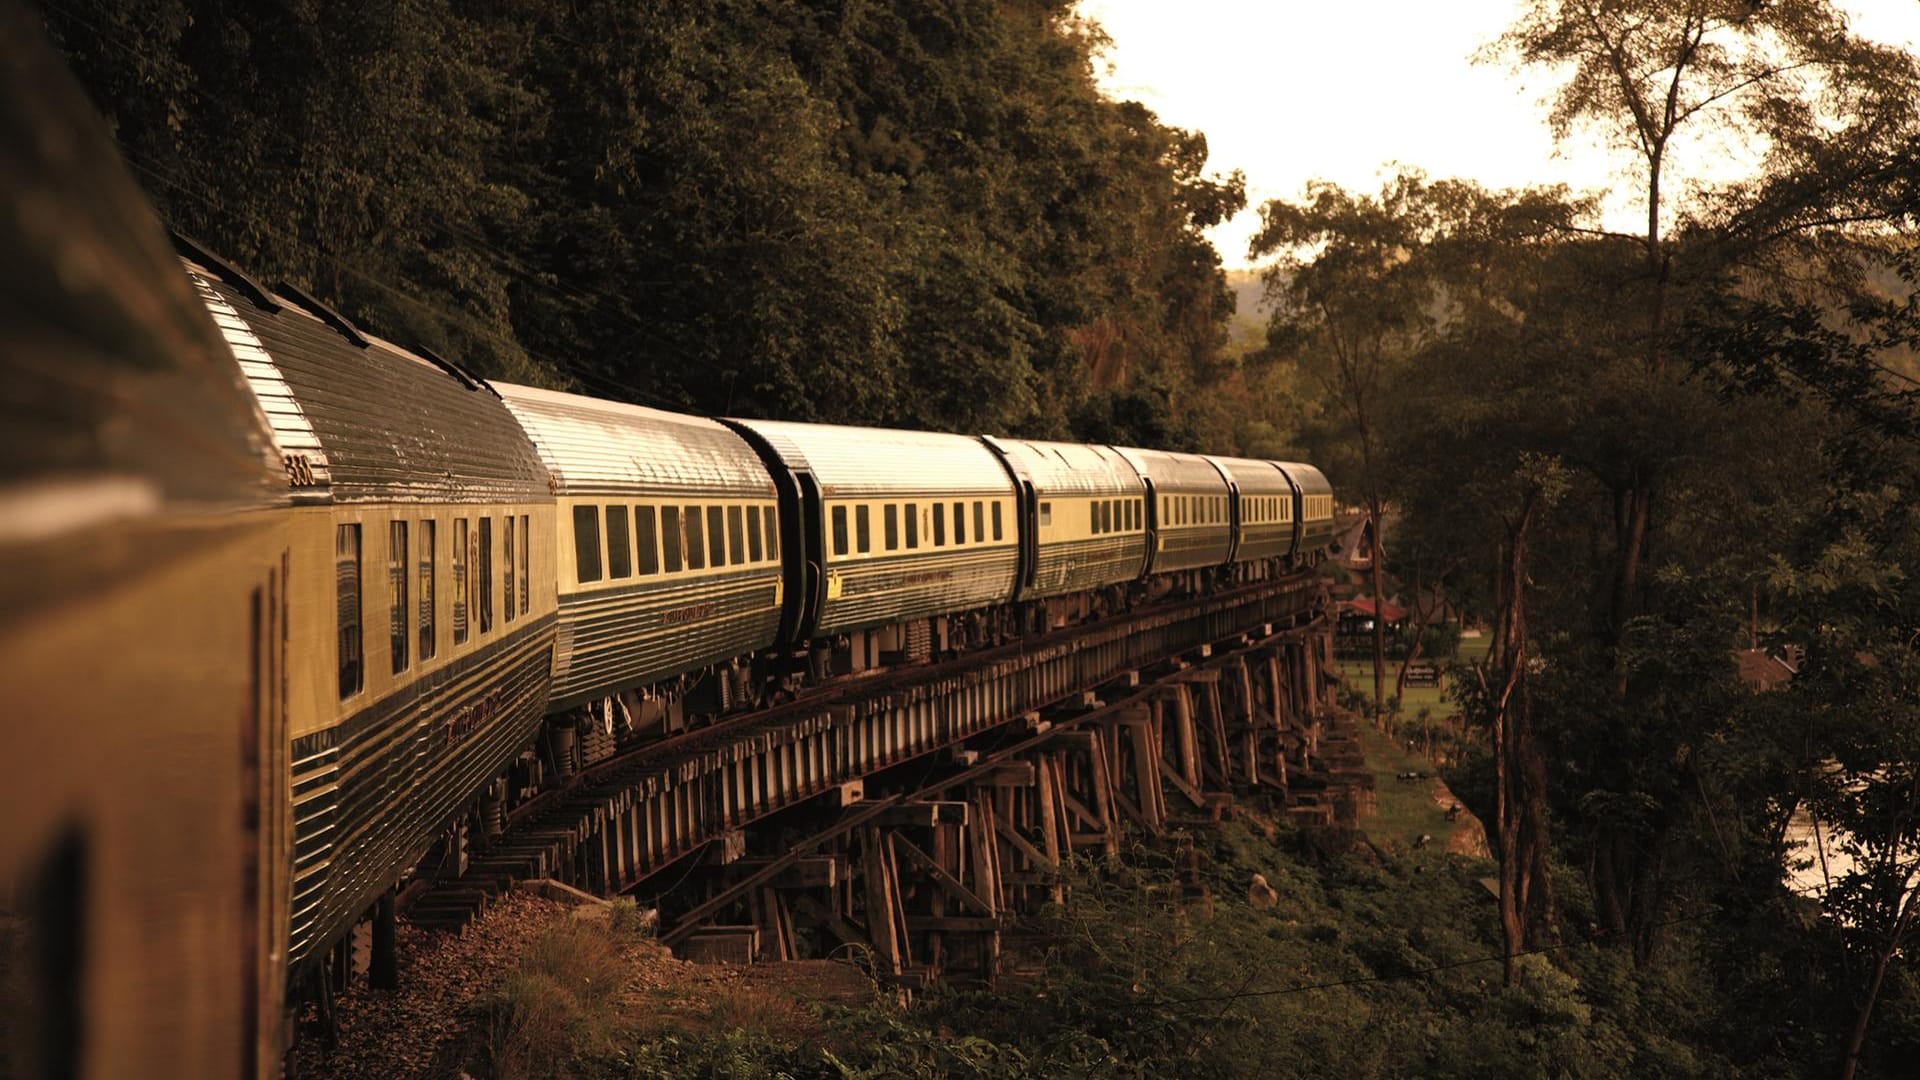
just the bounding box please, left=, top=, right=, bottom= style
left=403, top=575, right=1326, bottom=934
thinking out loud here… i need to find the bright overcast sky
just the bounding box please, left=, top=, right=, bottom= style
left=1078, top=0, right=1920, bottom=269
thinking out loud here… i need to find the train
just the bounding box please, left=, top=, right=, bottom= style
left=0, top=12, right=1334, bottom=1077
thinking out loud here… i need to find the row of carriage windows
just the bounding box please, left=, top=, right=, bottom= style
left=1088, top=497, right=1143, bottom=535
left=1162, top=493, right=1228, bottom=527
left=336, top=514, right=532, bottom=700
left=573, top=503, right=779, bottom=585
left=1304, top=494, right=1333, bottom=519
left=1245, top=495, right=1291, bottom=524
left=830, top=499, right=1005, bottom=558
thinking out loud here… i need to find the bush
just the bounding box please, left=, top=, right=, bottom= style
left=486, top=921, right=629, bottom=1080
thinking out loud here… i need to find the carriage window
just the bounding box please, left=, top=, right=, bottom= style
left=520, top=514, right=531, bottom=614
left=1090, top=500, right=1100, bottom=534
left=337, top=524, right=363, bottom=699
left=453, top=518, right=469, bottom=644
left=953, top=501, right=965, bottom=544
left=1108, top=500, right=1118, bottom=533
left=606, top=505, right=633, bottom=579
left=728, top=506, right=746, bottom=564
left=635, top=506, right=660, bottom=574
left=855, top=505, right=871, bottom=554
left=572, top=505, right=601, bottom=585
left=992, top=500, right=1003, bottom=540
left=884, top=504, right=899, bottom=551
left=707, top=506, right=726, bottom=567
left=905, top=503, right=919, bottom=549
left=478, top=518, right=494, bottom=633
left=662, top=507, right=683, bottom=571
left=746, top=504, right=763, bottom=562
left=503, top=516, right=516, bottom=621
left=389, top=521, right=409, bottom=674
left=933, top=503, right=946, bottom=546
left=973, top=501, right=984, bottom=542
left=418, top=520, right=436, bottom=661
left=831, top=505, right=849, bottom=557
left=686, top=506, right=707, bottom=570
left=1039, top=501, right=1052, bottom=527
left=763, top=506, right=779, bottom=559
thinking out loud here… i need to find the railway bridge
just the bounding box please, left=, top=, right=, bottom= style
left=316, top=573, right=1358, bottom=1000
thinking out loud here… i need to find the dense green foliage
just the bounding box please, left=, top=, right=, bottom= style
left=1250, top=3, right=1920, bottom=1075
left=42, top=0, right=1257, bottom=446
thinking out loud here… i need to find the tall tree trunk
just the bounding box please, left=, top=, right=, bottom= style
left=1369, top=497, right=1387, bottom=723
left=1490, top=489, right=1555, bottom=982
left=1840, top=877, right=1919, bottom=1080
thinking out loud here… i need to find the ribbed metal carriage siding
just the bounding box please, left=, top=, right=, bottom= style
left=1114, top=446, right=1234, bottom=574
left=198, top=270, right=556, bottom=972
left=732, top=419, right=1019, bottom=635
left=985, top=437, right=1149, bottom=598
left=1207, top=455, right=1297, bottom=563
left=495, top=384, right=783, bottom=710
left=1275, top=460, right=1337, bottom=554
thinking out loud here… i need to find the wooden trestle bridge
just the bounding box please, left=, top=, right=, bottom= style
left=384, top=572, right=1369, bottom=991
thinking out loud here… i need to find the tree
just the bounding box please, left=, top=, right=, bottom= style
left=1250, top=170, right=1447, bottom=719
left=1484, top=0, right=1920, bottom=676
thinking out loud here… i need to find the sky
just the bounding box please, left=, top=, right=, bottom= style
left=1077, top=0, right=1920, bottom=270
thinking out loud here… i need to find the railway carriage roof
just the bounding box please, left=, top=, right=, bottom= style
left=496, top=383, right=774, bottom=499
left=1204, top=455, right=1294, bottom=496
left=1271, top=461, right=1333, bottom=501
left=728, top=419, right=1014, bottom=499
left=980, top=438, right=1145, bottom=499
left=191, top=265, right=548, bottom=505
left=1110, top=446, right=1230, bottom=495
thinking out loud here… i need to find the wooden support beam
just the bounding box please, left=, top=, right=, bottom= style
left=870, top=801, right=970, bottom=828
left=723, top=855, right=840, bottom=890
left=861, top=828, right=905, bottom=975
left=904, top=915, right=1004, bottom=933
left=1158, top=757, right=1208, bottom=809
left=975, top=762, right=1036, bottom=787
left=790, top=894, right=865, bottom=948
left=994, top=817, right=1058, bottom=872
left=893, top=834, right=996, bottom=916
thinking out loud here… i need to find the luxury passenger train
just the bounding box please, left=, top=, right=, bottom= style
left=0, top=11, right=1335, bottom=1075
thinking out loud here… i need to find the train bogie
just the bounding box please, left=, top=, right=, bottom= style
left=497, top=384, right=784, bottom=712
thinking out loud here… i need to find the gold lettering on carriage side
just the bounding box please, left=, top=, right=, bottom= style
left=661, top=601, right=719, bottom=626
left=284, top=453, right=320, bottom=487
left=446, top=690, right=505, bottom=747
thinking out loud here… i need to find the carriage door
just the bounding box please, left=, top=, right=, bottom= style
left=243, top=549, right=292, bottom=1076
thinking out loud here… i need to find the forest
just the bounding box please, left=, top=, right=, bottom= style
left=42, top=0, right=1920, bottom=1076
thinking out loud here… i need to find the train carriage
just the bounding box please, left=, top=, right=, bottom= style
left=185, top=260, right=558, bottom=973
left=1206, top=455, right=1297, bottom=568
left=727, top=420, right=1019, bottom=651
left=1114, top=447, right=1235, bottom=577
left=0, top=13, right=290, bottom=1074
left=982, top=437, right=1149, bottom=605
left=1273, top=461, right=1337, bottom=563
left=495, top=384, right=784, bottom=712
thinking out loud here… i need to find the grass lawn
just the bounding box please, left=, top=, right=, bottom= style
left=1352, top=719, right=1459, bottom=852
